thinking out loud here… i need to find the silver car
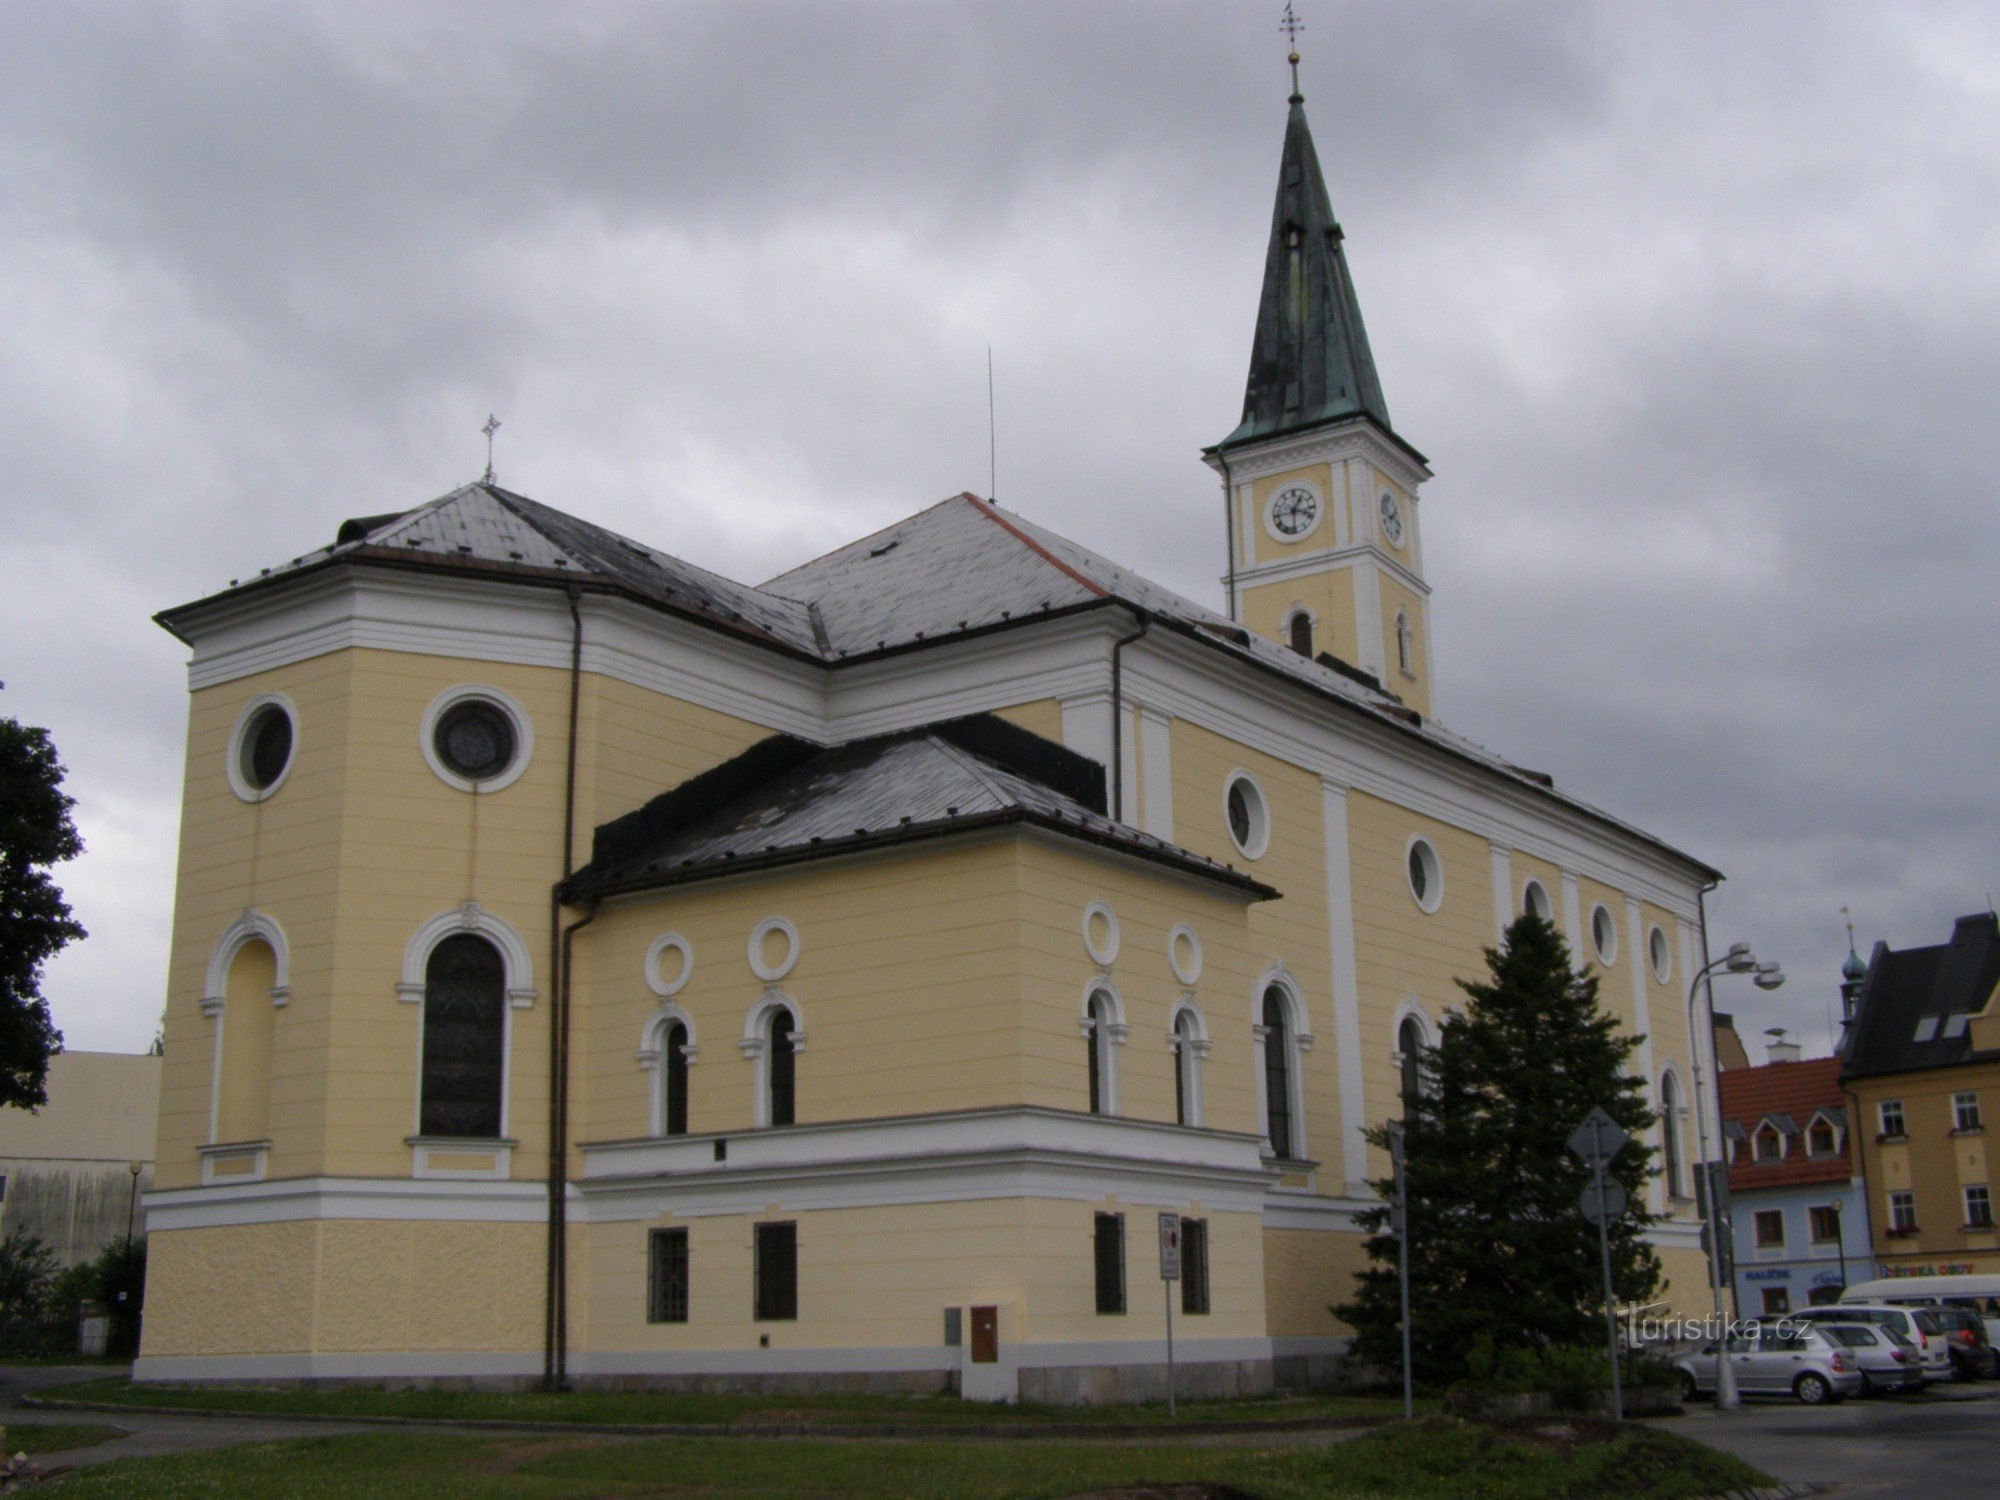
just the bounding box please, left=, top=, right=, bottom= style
left=1674, top=1324, right=1863, bottom=1405
left=1796, top=1304, right=1950, bottom=1384
left=1812, top=1321, right=1925, bottom=1395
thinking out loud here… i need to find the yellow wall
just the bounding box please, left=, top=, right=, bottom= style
left=1377, top=574, right=1430, bottom=719
left=1849, top=1065, right=2000, bottom=1270
left=1241, top=569, right=1359, bottom=671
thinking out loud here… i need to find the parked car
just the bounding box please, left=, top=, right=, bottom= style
left=1840, top=1275, right=2000, bottom=1349
left=1674, top=1324, right=1863, bottom=1405
left=1924, top=1306, right=1995, bottom=1380
left=1812, top=1322, right=1925, bottom=1395
left=1793, top=1304, right=1951, bottom=1384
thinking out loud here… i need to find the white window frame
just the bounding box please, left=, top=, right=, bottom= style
left=199, top=909, right=292, bottom=1160
left=1404, top=835, right=1443, bottom=914
left=419, top=683, right=534, bottom=794
left=1658, top=1065, right=1689, bottom=1197
left=1888, top=1190, right=1917, bottom=1233
left=1954, top=1092, right=1983, bottom=1132
left=739, top=992, right=806, bottom=1129
left=1648, top=923, right=1673, bottom=984
left=1753, top=1122, right=1787, bottom=1162
left=1878, top=1099, right=1906, bottom=1138
left=225, top=693, right=299, bottom=804
left=1521, top=879, right=1553, bottom=923
left=1252, top=967, right=1314, bottom=1161
left=1223, top=771, right=1271, bottom=861
left=1284, top=606, right=1317, bottom=658
left=1589, top=903, right=1619, bottom=965
left=1966, top=1184, right=1994, bottom=1229
left=1081, top=981, right=1129, bottom=1116
left=1805, top=1110, right=1842, bottom=1157
left=637, top=1003, right=700, bottom=1137
left=1168, top=997, right=1210, bottom=1128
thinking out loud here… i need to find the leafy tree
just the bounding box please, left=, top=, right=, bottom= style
left=0, top=696, right=82, bottom=1109
left=0, top=1228, right=58, bottom=1322
left=94, top=1234, right=148, bottom=1355
left=1338, top=913, right=1662, bottom=1387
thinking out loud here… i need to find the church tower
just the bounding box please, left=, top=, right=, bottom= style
left=1204, top=67, right=1437, bottom=719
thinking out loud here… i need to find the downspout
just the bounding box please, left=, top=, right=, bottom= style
left=1110, top=615, right=1150, bottom=823
left=1219, top=450, right=1238, bottom=621
left=545, top=586, right=586, bottom=1389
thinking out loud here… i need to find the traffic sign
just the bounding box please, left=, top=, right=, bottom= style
left=1158, top=1213, right=1181, bottom=1281
left=1568, top=1107, right=1629, bottom=1165
left=1580, top=1177, right=1627, bottom=1226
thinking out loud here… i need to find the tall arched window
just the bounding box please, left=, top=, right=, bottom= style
left=768, top=1010, right=796, bottom=1127
left=1086, top=990, right=1113, bottom=1115
left=215, top=938, right=278, bottom=1145
left=1288, top=612, right=1313, bottom=658
left=1173, top=1009, right=1201, bottom=1126
left=1262, top=987, right=1293, bottom=1158
left=1660, top=1071, right=1683, bottom=1197
left=663, top=1021, right=690, bottom=1136
left=1398, top=1015, right=1426, bottom=1115
left=1396, top=611, right=1414, bottom=675
left=421, top=934, right=506, bottom=1139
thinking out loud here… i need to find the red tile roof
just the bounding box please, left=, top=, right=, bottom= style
left=1718, top=1058, right=1852, bottom=1191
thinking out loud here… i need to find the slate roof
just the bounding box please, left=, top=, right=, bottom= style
left=1718, top=1057, right=1851, bottom=1191
left=563, top=714, right=1279, bottom=903
left=1841, top=913, right=2000, bottom=1081
left=159, top=481, right=1715, bottom=883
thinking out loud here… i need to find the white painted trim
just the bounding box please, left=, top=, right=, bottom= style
left=637, top=1004, right=699, bottom=1138
left=1167, top=923, right=1203, bottom=986
left=1561, top=873, right=1584, bottom=966
left=418, top=682, right=534, bottom=794
left=398, top=904, right=536, bottom=1146
left=1168, top=996, right=1209, bottom=1128
left=1081, top=902, right=1121, bottom=967
left=411, top=1140, right=515, bottom=1180
left=747, top=916, right=799, bottom=983
left=1522, top=877, right=1553, bottom=924
left=197, top=1140, right=269, bottom=1186
left=1352, top=562, right=1384, bottom=680
left=1263, top=478, right=1327, bottom=545
left=741, top=991, right=804, bottom=1128
left=1403, top=834, right=1443, bottom=914
left=1229, top=543, right=1431, bottom=601
left=1648, top=922, right=1674, bottom=985
left=1623, top=900, right=1658, bottom=1178
left=1203, top=415, right=1432, bottom=492
left=1261, top=1191, right=1377, bottom=1233
left=1060, top=691, right=1113, bottom=773
left=1222, top=769, right=1270, bottom=860
left=1319, top=781, right=1368, bottom=1190
left=644, top=932, right=694, bottom=997
left=1081, top=980, right=1128, bottom=1116
left=1590, top=901, right=1620, bottom=966
left=1252, top=966, right=1313, bottom=1163
left=1138, top=707, right=1174, bottom=840
left=202, top=909, right=292, bottom=1011
left=143, top=1175, right=551, bottom=1231
left=224, top=693, right=298, bottom=803
left=1489, top=843, right=1513, bottom=943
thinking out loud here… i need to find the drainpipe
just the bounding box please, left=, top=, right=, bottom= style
left=544, top=587, right=586, bottom=1389
left=1110, top=615, right=1150, bottom=823
left=1219, top=450, right=1238, bottom=621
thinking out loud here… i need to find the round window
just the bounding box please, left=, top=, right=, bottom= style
left=1591, top=904, right=1619, bottom=964
left=1223, top=774, right=1269, bottom=859
left=435, top=700, right=516, bottom=782
left=1649, top=924, right=1672, bottom=984
left=227, top=695, right=297, bottom=802
left=1407, top=838, right=1442, bottom=913
left=1522, top=880, right=1552, bottom=923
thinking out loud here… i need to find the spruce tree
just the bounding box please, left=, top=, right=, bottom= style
left=1337, top=912, right=1661, bottom=1386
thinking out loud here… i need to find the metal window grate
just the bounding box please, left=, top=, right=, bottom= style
left=648, top=1228, right=689, bottom=1324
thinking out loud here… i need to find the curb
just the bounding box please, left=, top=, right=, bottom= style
left=16, top=1395, right=1390, bottom=1443
left=1698, top=1486, right=1822, bottom=1500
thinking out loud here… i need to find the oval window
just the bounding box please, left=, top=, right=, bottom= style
left=1407, top=838, right=1442, bottom=913
left=1591, top=904, right=1619, bottom=964
left=435, top=700, right=517, bottom=782
left=1224, top=774, right=1269, bottom=859
left=1649, top=925, right=1672, bottom=983
left=242, top=704, right=293, bottom=792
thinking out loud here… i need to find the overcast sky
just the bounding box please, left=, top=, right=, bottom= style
left=5, top=1, right=1996, bottom=1063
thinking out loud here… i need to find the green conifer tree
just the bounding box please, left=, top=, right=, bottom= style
left=1338, top=913, right=1661, bottom=1386
left=0, top=700, right=82, bottom=1110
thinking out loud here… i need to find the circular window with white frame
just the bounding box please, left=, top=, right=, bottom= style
left=1223, top=772, right=1270, bottom=860
left=1405, top=836, right=1443, bottom=913
left=1649, top=923, right=1672, bottom=984
left=1591, top=904, right=1619, bottom=965
left=227, top=694, right=298, bottom=802
left=420, top=685, right=533, bottom=793
left=1522, top=879, right=1553, bottom=923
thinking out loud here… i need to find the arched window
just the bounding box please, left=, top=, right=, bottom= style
left=1086, top=989, right=1114, bottom=1115
left=214, top=938, right=279, bottom=1145
left=663, top=1021, right=690, bottom=1136
left=1659, top=1071, right=1683, bottom=1197
left=1398, top=1015, right=1426, bottom=1115
left=421, top=934, right=505, bottom=1139
left=1171, top=1007, right=1205, bottom=1127
left=768, top=1010, right=796, bottom=1127
left=1396, top=611, right=1414, bottom=675
left=1288, top=612, right=1313, bottom=658
left=1262, top=987, right=1293, bottom=1159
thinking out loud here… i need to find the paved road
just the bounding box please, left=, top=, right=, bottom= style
left=1681, top=1381, right=2000, bottom=1498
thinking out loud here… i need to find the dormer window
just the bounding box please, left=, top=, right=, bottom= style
left=1754, top=1122, right=1786, bottom=1162
left=1807, top=1115, right=1840, bottom=1157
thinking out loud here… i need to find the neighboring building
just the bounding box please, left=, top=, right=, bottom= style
left=1717, top=1050, right=1872, bottom=1315
left=0, top=1051, right=160, bottom=1266
left=1842, top=913, right=2000, bottom=1280
left=137, top=75, right=1722, bottom=1397
left=1711, top=1012, right=1752, bottom=1072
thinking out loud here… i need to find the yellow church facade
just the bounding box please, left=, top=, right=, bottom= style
left=137, top=85, right=1719, bottom=1400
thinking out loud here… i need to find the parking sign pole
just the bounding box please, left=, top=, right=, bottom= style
left=1158, top=1213, right=1179, bottom=1417
left=1590, top=1140, right=1624, bottom=1423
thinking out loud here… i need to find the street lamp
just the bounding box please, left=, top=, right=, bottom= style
left=1687, top=943, right=1784, bottom=1412
left=126, top=1161, right=144, bottom=1242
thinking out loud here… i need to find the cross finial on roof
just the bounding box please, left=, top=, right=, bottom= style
left=1280, top=2, right=1305, bottom=101
left=481, top=414, right=501, bottom=485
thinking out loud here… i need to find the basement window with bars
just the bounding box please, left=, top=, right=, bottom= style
left=1181, top=1218, right=1210, bottom=1316
left=755, top=1222, right=798, bottom=1321
left=1094, top=1212, right=1126, bottom=1315
left=647, top=1228, right=689, bottom=1324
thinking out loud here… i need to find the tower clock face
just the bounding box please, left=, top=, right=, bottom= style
left=1379, top=491, right=1405, bottom=546
left=1270, top=486, right=1319, bottom=538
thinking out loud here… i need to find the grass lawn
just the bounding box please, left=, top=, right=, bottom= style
left=42, top=1417, right=1770, bottom=1499
left=4, top=1422, right=128, bottom=1455
left=39, top=1377, right=1415, bottom=1429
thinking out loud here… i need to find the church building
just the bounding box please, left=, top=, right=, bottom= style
left=137, top=75, right=1720, bottom=1400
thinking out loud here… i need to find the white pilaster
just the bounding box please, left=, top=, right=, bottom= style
left=1139, top=709, right=1174, bottom=840
left=1626, top=896, right=1661, bottom=1211
left=1352, top=564, right=1384, bottom=681
left=1060, top=693, right=1113, bottom=776
left=1561, top=871, right=1584, bottom=972
left=1320, top=779, right=1369, bottom=1191
left=1489, top=843, right=1513, bottom=944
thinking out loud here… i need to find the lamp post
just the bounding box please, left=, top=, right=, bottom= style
left=1686, top=943, right=1785, bottom=1412
left=126, top=1160, right=144, bottom=1242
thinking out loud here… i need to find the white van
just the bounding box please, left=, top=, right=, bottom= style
left=1841, top=1275, right=2000, bottom=1344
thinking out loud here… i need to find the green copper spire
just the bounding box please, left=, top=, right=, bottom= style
left=1214, top=87, right=1397, bottom=453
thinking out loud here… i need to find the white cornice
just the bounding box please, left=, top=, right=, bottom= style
left=1204, top=421, right=1432, bottom=491
left=1228, top=545, right=1432, bottom=598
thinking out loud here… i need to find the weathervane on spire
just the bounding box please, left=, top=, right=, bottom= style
left=1280, top=2, right=1305, bottom=100
left=481, top=414, right=501, bottom=485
